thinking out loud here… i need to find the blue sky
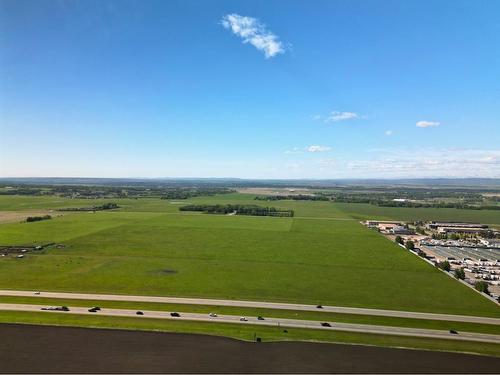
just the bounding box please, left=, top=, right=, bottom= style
left=1, top=0, right=499, bottom=178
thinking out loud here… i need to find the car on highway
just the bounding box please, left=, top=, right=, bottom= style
left=209, top=312, right=217, bottom=317
left=88, top=307, right=99, bottom=313
left=257, top=316, right=265, bottom=320
left=170, top=312, right=180, bottom=317
left=316, top=305, right=323, bottom=309
left=240, top=317, right=248, bottom=321
left=34, top=291, right=40, bottom=295
left=136, top=311, right=144, bottom=315
left=321, top=322, right=331, bottom=327
left=449, top=329, right=459, bottom=334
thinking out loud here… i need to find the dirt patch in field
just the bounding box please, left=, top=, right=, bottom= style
left=0, top=324, right=499, bottom=373
left=160, top=268, right=178, bottom=274
left=0, top=210, right=63, bottom=224
left=237, top=187, right=314, bottom=196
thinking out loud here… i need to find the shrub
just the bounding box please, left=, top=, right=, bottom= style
left=474, top=281, right=490, bottom=295
left=454, top=268, right=465, bottom=280
left=437, top=260, right=451, bottom=272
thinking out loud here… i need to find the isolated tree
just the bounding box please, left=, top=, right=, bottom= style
left=454, top=268, right=465, bottom=280
left=417, top=249, right=427, bottom=258
left=437, top=260, right=451, bottom=272
left=395, top=236, right=403, bottom=244
left=405, top=240, right=415, bottom=251
left=416, top=226, right=426, bottom=235
left=474, top=281, right=490, bottom=295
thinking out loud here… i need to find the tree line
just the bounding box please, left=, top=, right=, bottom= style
left=179, top=204, right=294, bottom=217
left=26, top=215, right=52, bottom=222
left=255, top=194, right=329, bottom=201
left=58, top=203, right=120, bottom=212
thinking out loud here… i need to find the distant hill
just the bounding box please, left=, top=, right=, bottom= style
left=0, top=177, right=499, bottom=189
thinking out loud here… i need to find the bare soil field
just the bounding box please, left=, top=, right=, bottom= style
left=1, top=324, right=499, bottom=373
left=0, top=210, right=60, bottom=223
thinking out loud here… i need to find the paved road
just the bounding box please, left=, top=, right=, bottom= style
left=0, top=289, right=498, bottom=325
left=0, top=302, right=499, bottom=344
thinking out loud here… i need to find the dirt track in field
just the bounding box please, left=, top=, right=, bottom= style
left=1, top=324, right=499, bottom=373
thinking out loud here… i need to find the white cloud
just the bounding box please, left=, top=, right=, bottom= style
left=325, top=111, right=360, bottom=123
left=385, top=130, right=393, bottom=136
left=319, top=158, right=336, bottom=168
left=307, top=145, right=331, bottom=153
left=221, top=14, right=285, bottom=58
left=416, top=120, right=440, bottom=128
left=346, top=149, right=500, bottom=177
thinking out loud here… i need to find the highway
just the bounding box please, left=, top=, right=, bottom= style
left=0, top=289, right=499, bottom=325
left=0, top=302, right=499, bottom=344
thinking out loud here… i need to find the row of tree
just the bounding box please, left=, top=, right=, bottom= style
left=58, top=203, right=120, bottom=211
left=26, top=215, right=52, bottom=222
left=160, top=188, right=234, bottom=200
left=179, top=204, right=294, bottom=217
left=255, top=194, right=329, bottom=201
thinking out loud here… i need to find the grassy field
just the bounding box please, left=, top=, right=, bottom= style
left=333, top=202, right=500, bottom=225
left=0, top=194, right=498, bottom=317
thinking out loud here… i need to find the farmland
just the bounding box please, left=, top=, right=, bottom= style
left=0, top=189, right=499, bottom=358
left=0, top=193, right=498, bottom=316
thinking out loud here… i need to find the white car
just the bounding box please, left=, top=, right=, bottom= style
left=34, top=291, right=40, bottom=295
left=41, top=306, right=58, bottom=311
left=240, top=317, right=248, bottom=321
left=209, top=313, right=217, bottom=317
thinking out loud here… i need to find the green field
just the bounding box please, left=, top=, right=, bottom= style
left=0, top=194, right=498, bottom=317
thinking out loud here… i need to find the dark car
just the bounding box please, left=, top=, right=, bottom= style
left=257, top=316, right=265, bottom=320
left=88, top=307, right=98, bottom=313
left=60, top=306, right=70, bottom=311
left=316, top=305, right=323, bottom=309
left=136, top=311, right=144, bottom=315
left=170, top=312, right=180, bottom=317
left=321, top=322, right=331, bottom=327
left=449, top=329, right=459, bottom=334
left=93, top=306, right=101, bottom=311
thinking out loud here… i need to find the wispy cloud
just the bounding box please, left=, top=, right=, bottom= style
left=416, top=120, right=440, bottom=128
left=347, top=149, right=500, bottom=177
left=385, top=130, right=393, bottom=136
left=221, top=14, right=285, bottom=58
left=307, top=145, right=331, bottom=153
left=284, top=147, right=302, bottom=154
left=312, top=111, right=361, bottom=123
